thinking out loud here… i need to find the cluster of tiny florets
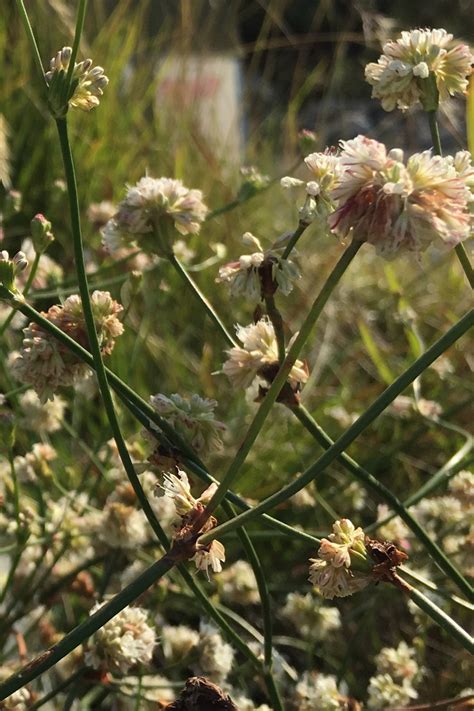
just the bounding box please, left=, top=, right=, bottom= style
left=11, top=291, right=123, bottom=401
left=102, top=176, right=208, bottom=256
left=365, top=29, right=473, bottom=111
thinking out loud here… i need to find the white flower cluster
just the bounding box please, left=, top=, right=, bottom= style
left=13, top=442, right=57, bottom=484
left=160, top=624, right=199, bottom=662
left=12, top=291, right=123, bottom=401
left=367, top=641, right=419, bottom=709
left=102, top=176, right=208, bottom=256
left=18, top=389, right=66, bottom=434
left=309, top=519, right=371, bottom=599
left=45, top=46, right=109, bottom=111
left=216, top=231, right=300, bottom=300
left=281, top=591, right=341, bottom=641
left=282, top=135, right=474, bottom=258
left=85, top=603, right=156, bottom=673
left=195, top=621, right=235, bottom=684
left=293, top=672, right=345, bottom=711
left=150, top=392, right=226, bottom=454
left=365, top=29, right=473, bottom=111
left=223, top=318, right=308, bottom=391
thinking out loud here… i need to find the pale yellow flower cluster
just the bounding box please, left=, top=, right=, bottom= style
left=365, top=28, right=473, bottom=111
left=45, top=46, right=108, bottom=112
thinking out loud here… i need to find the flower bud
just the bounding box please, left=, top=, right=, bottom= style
left=31, top=214, right=54, bottom=254
left=0, top=250, right=28, bottom=294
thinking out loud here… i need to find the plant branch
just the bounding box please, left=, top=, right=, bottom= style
left=168, top=253, right=236, bottom=346
left=291, top=404, right=472, bottom=599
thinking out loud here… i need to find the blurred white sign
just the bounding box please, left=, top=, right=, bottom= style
left=156, top=54, right=243, bottom=162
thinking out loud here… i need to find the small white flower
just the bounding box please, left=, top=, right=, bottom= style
left=375, top=641, right=419, bottom=683
left=193, top=539, right=226, bottom=577
left=281, top=591, right=341, bottom=641
left=18, top=390, right=66, bottom=434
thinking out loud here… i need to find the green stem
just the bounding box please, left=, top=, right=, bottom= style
left=13, top=0, right=47, bottom=94
left=56, top=116, right=168, bottom=547
left=177, top=565, right=260, bottom=668
left=399, top=576, right=474, bottom=652
left=0, top=555, right=174, bottom=699
left=200, top=239, right=362, bottom=521
left=0, top=252, right=40, bottom=337
left=291, top=404, right=472, bottom=599
left=223, top=504, right=282, bottom=709
left=169, top=253, right=236, bottom=347
left=199, top=311, right=473, bottom=588
left=427, top=109, right=474, bottom=288
left=29, top=667, right=87, bottom=710
left=282, top=221, right=307, bottom=259
left=66, top=0, right=88, bottom=89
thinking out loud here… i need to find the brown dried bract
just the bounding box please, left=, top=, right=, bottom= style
left=164, top=676, right=238, bottom=710
left=365, top=537, right=408, bottom=585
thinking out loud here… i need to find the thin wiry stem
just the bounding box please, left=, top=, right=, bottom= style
left=13, top=0, right=47, bottom=94
left=169, top=253, right=237, bottom=346
left=427, top=110, right=474, bottom=288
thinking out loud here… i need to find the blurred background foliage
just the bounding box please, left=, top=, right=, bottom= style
left=0, top=0, right=473, bottom=700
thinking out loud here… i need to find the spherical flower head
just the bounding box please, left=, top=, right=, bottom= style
left=309, top=518, right=371, bottom=599
left=102, top=176, right=208, bottom=257
left=11, top=291, right=123, bottom=401
left=365, top=29, right=474, bottom=111
left=150, top=392, right=226, bottom=454
left=367, top=673, right=418, bottom=709
left=98, top=501, right=148, bottom=550
left=328, top=135, right=472, bottom=257
left=45, top=46, right=109, bottom=115
left=223, top=318, right=308, bottom=390
left=85, top=603, right=156, bottom=674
